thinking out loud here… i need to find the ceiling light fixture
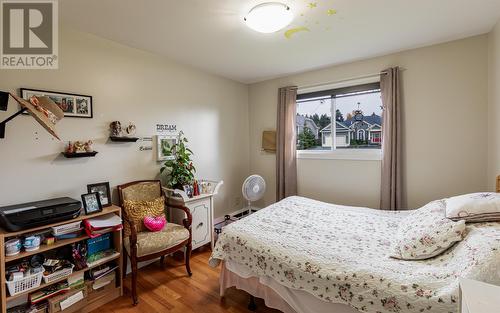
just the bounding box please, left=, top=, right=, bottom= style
left=244, top=2, right=294, bottom=33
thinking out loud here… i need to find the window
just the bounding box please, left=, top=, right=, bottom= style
left=296, top=82, right=383, bottom=160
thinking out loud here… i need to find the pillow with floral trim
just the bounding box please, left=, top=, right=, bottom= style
left=445, top=192, right=500, bottom=222
left=389, top=200, right=466, bottom=260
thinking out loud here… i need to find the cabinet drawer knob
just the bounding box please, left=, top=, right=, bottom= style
left=197, top=222, right=204, bottom=229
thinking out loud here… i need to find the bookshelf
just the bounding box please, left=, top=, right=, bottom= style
left=0, top=205, right=123, bottom=313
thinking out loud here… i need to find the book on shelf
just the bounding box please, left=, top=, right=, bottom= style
left=90, top=264, right=118, bottom=281
left=29, top=282, right=70, bottom=304
left=54, top=229, right=83, bottom=240
left=86, top=249, right=119, bottom=266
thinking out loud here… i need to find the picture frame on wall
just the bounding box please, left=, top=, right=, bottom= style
left=87, top=182, right=112, bottom=207
left=20, top=88, right=93, bottom=118
left=156, top=135, right=177, bottom=161
left=81, top=192, right=103, bottom=215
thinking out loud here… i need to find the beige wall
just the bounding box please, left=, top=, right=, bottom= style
left=249, top=35, right=489, bottom=209
left=0, top=28, right=249, bottom=218
left=488, top=20, right=500, bottom=189
left=0, top=27, right=494, bottom=215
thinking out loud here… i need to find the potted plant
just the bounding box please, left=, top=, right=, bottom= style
left=160, top=131, right=196, bottom=190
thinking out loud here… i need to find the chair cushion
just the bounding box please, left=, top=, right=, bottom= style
left=123, top=196, right=165, bottom=236
left=124, top=223, right=189, bottom=257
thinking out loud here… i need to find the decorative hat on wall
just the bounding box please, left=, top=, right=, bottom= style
left=0, top=91, right=64, bottom=140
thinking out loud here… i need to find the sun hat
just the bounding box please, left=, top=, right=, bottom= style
left=9, top=93, right=64, bottom=140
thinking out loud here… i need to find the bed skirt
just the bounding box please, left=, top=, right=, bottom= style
left=220, top=261, right=358, bottom=313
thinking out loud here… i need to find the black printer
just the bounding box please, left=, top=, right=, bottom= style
left=0, top=197, right=81, bottom=232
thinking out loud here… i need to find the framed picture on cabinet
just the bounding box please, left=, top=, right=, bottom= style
left=81, top=192, right=103, bottom=215
left=87, top=182, right=112, bottom=207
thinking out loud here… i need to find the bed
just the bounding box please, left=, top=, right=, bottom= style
left=209, top=196, right=500, bottom=313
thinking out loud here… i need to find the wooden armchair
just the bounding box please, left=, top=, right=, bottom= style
left=117, top=180, right=192, bottom=305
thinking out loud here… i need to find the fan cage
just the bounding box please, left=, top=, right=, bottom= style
left=242, top=175, right=266, bottom=202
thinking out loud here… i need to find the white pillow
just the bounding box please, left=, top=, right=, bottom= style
left=445, top=192, right=500, bottom=222
left=389, top=200, right=466, bottom=260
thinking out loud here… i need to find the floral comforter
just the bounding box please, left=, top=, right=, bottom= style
left=209, top=196, right=500, bottom=313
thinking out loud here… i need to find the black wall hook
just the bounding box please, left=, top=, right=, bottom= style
left=0, top=91, right=28, bottom=139
left=0, top=91, right=8, bottom=111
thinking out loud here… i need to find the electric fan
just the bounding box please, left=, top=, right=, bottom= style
left=242, top=174, right=266, bottom=216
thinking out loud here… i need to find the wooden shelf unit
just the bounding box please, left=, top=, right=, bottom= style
left=0, top=205, right=123, bottom=313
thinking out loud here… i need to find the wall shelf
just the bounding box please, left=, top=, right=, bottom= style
left=109, top=136, right=139, bottom=142
left=62, top=151, right=98, bottom=158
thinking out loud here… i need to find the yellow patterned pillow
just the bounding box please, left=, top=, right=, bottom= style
left=123, top=196, right=165, bottom=236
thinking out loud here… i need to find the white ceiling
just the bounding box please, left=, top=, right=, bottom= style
left=60, top=0, right=500, bottom=83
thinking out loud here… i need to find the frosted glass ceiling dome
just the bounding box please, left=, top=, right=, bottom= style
left=244, top=2, right=294, bottom=33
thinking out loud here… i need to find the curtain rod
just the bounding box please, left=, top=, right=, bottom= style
left=297, top=68, right=406, bottom=90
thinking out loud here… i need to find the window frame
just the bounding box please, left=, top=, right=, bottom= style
left=296, top=78, right=383, bottom=161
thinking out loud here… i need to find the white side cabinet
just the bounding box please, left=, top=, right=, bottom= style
left=459, top=278, right=500, bottom=313
left=164, top=181, right=223, bottom=250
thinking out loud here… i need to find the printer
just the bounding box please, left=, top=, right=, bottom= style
left=0, top=197, right=81, bottom=232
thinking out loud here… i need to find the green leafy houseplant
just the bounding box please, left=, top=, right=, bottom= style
left=160, top=131, right=196, bottom=189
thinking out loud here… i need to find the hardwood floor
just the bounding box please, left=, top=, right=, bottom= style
left=92, top=248, right=280, bottom=313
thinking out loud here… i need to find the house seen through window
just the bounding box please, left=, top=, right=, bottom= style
left=296, top=82, right=383, bottom=151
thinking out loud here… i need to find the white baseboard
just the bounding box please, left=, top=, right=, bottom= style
left=214, top=206, right=263, bottom=224
left=214, top=207, right=249, bottom=224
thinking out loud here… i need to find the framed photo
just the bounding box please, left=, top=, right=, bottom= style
left=87, top=182, right=111, bottom=207
left=81, top=192, right=103, bottom=215
left=183, top=185, right=193, bottom=198
left=156, top=135, right=177, bottom=161
left=20, top=88, right=93, bottom=118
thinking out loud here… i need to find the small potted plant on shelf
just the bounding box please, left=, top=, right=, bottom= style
left=160, top=131, right=196, bottom=192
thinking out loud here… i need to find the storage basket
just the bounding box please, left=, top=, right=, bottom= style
left=86, top=233, right=111, bottom=256
left=43, top=265, right=74, bottom=284
left=6, top=269, right=43, bottom=296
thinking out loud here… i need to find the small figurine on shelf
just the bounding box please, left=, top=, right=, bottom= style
left=201, top=181, right=213, bottom=194
left=109, top=121, right=122, bottom=137
left=84, top=140, right=93, bottom=152
left=193, top=180, right=200, bottom=196
left=125, top=122, right=136, bottom=137
left=74, top=141, right=85, bottom=153
left=66, top=141, right=75, bottom=154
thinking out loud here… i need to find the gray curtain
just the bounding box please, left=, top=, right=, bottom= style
left=276, top=86, right=298, bottom=201
left=380, top=67, right=402, bottom=210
